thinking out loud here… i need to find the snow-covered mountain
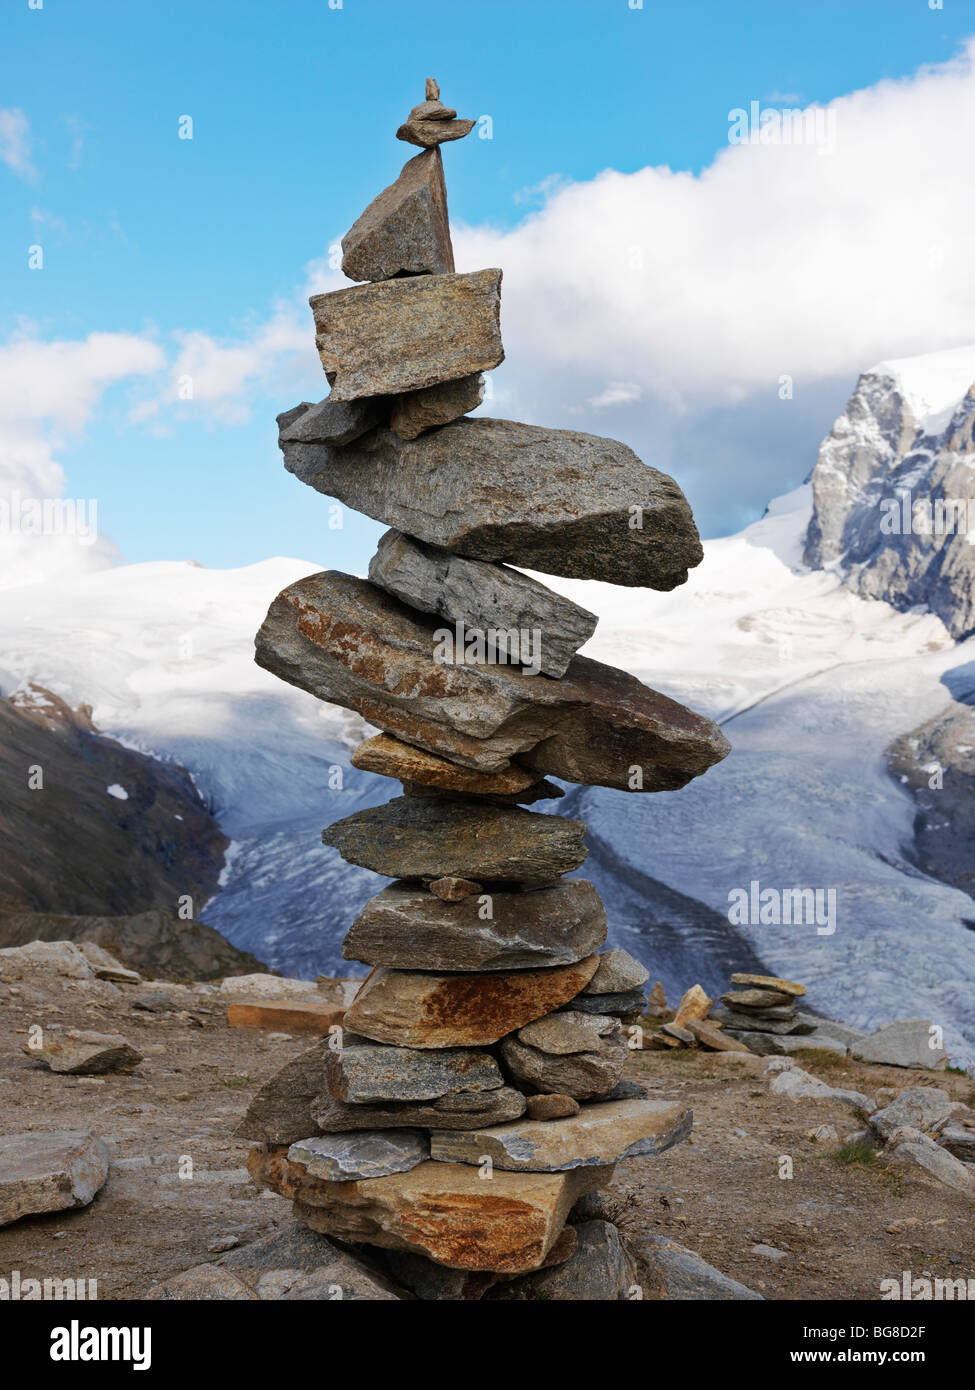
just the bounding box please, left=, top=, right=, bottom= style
left=3, top=347, right=975, bottom=1064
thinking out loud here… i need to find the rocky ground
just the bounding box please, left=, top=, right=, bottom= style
left=1, top=956, right=973, bottom=1300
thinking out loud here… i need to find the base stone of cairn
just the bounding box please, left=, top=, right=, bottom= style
left=239, top=77, right=730, bottom=1297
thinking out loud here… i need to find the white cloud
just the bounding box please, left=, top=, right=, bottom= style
left=0, top=108, right=36, bottom=181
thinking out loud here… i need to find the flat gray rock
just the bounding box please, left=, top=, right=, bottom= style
left=342, top=879, right=607, bottom=972
left=313, top=1085, right=527, bottom=1133
left=389, top=375, right=483, bottom=441
left=278, top=396, right=386, bottom=446
left=322, top=796, right=588, bottom=887
left=333, top=1041, right=504, bottom=1103
left=368, top=529, right=598, bottom=677
left=282, top=416, right=703, bottom=588
left=144, top=1266, right=258, bottom=1300
left=517, top=1009, right=619, bottom=1055
left=853, top=1019, right=947, bottom=1070
left=341, top=146, right=453, bottom=282
left=940, top=1121, right=975, bottom=1162
left=886, top=1131, right=975, bottom=1196
left=288, top=1130, right=428, bottom=1181
left=255, top=571, right=728, bottom=788
left=581, top=948, right=650, bottom=995
left=499, top=1026, right=627, bottom=1102
left=310, top=269, right=503, bottom=402
left=626, top=1233, right=764, bottom=1300
left=560, top=987, right=647, bottom=1017
left=0, top=1131, right=110, bottom=1227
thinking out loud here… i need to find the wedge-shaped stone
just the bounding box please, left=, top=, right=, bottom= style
left=278, top=396, right=386, bottom=446
left=282, top=416, right=701, bottom=588
left=351, top=733, right=537, bottom=797
left=322, top=797, right=589, bottom=887
left=368, top=529, right=598, bottom=677
left=248, top=1146, right=611, bottom=1272
left=313, top=1086, right=527, bottom=1133
left=333, top=1042, right=504, bottom=1103
left=236, top=1040, right=329, bottom=1145
left=582, top=948, right=650, bottom=995
left=429, top=1097, right=692, bottom=1172
left=342, top=879, right=607, bottom=972
left=310, top=269, right=503, bottom=402
left=288, top=1130, right=428, bottom=1181
left=343, top=957, right=599, bottom=1048
left=389, top=375, right=483, bottom=440
left=341, top=147, right=454, bottom=282
left=255, top=572, right=729, bottom=787
left=24, top=1028, right=143, bottom=1075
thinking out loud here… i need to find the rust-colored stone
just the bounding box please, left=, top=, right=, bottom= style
left=227, top=1000, right=345, bottom=1035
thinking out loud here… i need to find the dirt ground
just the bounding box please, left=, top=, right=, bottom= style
left=1, top=971, right=973, bottom=1301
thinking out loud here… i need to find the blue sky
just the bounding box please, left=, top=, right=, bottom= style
left=3, top=0, right=975, bottom=572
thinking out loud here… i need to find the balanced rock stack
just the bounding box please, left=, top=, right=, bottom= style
left=242, top=79, right=730, bottom=1289
left=713, top=973, right=812, bottom=1049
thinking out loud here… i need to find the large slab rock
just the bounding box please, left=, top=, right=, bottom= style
left=250, top=1146, right=611, bottom=1272
left=343, top=957, right=599, bottom=1048
left=332, top=1041, right=504, bottom=1103
left=282, top=416, right=702, bottom=588
left=288, top=1130, right=428, bottom=1181
left=768, top=1066, right=875, bottom=1113
left=341, top=147, right=453, bottom=282
left=342, top=879, right=606, bottom=972
left=429, top=1097, right=691, bottom=1172
left=625, top=1232, right=763, bottom=1300
left=309, top=269, right=503, bottom=402
left=322, top=797, right=588, bottom=887
left=314, top=1086, right=527, bottom=1134
left=869, top=1087, right=955, bottom=1141
left=484, top=1220, right=635, bottom=1300
left=351, top=734, right=537, bottom=797
left=0, top=1131, right=109, bottom=1227
left=255, top=571, right=728, bottom=787
left=499, top=1021, right=627, bottom=1101
left=368, top=530, right=598, bottom=678
left=24, top=1028, right=142, bottom=1075
left=886, top=1131, right=975, bottom=1197
left=853, top=1019, right=947, bottom=1070
left=390, top=375, right=483, bottom=440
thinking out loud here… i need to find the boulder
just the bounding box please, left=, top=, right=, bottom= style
left=0, top=1131, right=109, bottom=1227
left=236, top=1040, right=329, bottom=1145
left=343, top=956, right=599, bottom=1048
left=885, top=1131, right=975, bottom=1196
left=342, top=879, right=606, bottom=972
left=183, top=1223, right=408, bottom=1300
left=330, top=1041, right=504, bottom=1103
left=341, top=146, right=453, bottom=281
left=768, top=1066, right=875, bottom=1112
left=484, top=1220, right=635, bottom=1300
left=673, top=984, right=712, bottom=1028
left=869, top=1087, right=956, bottom=1141
left=853, top=1019, right=948, bottom=1070
left=516, top=1009, right=619, bottom=1055
left=389, top=375, right=483, bottom=440
left=322, top=796, right=588, bottom=887
left=256, top=572, right=727, bottom=788
left=249, top=1147, right=610, bottom=1272
left=309, top=269, right=503, bottom=401
left=282, top=417, right=703, bottom=589
left=940, top=1121, right=975, bottom=1162
left=24, top=1028, right=143, bottom=1075
left=144, top=1266, right=258, bottom=1300
left=428, top=1097, right=691, bottom=1171
left=367, top=529, right=598, bottom=678
left=626, top=1233, right=764, bottom=1300
left=581, top=948, right=649, bottom=995
left=287, top=1130, right=429, bottom=1181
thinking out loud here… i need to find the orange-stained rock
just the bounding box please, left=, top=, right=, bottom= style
left=729, top=972, right=806, bottom=997
left=672, top=984, right=712, bottom=1029
left=227, top=1000, right=345, bottom=1035
left=686, top=1018, right=752, bottom=1052
left=343, top=957, right=599, bottom=1048
left=247, top=1145, right=612, bottom=1273
left=351, top=733, right=537, bottom=795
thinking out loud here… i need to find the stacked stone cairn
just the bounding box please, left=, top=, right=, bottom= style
left=240, top=79, right=731, bottom=1291
left=714, top=973, right=813, bottom=1052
